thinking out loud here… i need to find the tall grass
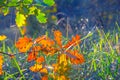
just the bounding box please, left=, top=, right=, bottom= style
left=0, top=22, right=120, bottom=79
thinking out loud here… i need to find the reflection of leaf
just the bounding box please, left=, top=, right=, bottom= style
left=36, top=12, right=47, bottom=23
left=43, top=0, right=55, bottom=6
left=15, top=12, right=26, bottom=27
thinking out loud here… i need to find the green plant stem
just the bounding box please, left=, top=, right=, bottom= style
left=81, top=32, right=93, bottom=41
left=12, top=58, right=26, bottom=80
left=2, top=41, right=5, bottom=52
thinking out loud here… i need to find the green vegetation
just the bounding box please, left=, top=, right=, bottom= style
left=0, top=0, right=120, bottom=79
left=0, top=22, right=120, bottom=79
left=0, top=0, right=55, bottom=27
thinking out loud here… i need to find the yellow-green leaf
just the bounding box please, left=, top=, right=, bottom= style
left=36, top=12, right=47, bottom=23
left=2, top=7, right=9, bottom=16
left=15, top=12, right=26, bottom=27
left=29, top=6, right=37, bottom=15
left=43, top=0, right=55, bottom=6
left=23, top=0, right=33, bottom=4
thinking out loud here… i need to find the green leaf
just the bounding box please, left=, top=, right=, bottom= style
left=22, top=6, right=29, bottom=15
left=15, top=12, right=26, bottom=27
left=28, top=6, right=37, bottom=15
left=43, top=0, right=55, bottom=6
left=118, top=56, right=120, bottom=64
left=36, top=12, right=47, bottom=23
left=2, top=7, right=9, bottom=16
left=23, top=0, right=33, bottom=5
left=0, top=0, right=5, bottom=5
left=7, top=0, right=18, bottom=6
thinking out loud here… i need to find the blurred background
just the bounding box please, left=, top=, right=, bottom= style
left=0, top=0, right=120, bottom=38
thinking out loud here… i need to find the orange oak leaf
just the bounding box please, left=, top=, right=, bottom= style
left=52, top=63, right=58, bottom=73
left=55, top=75, right=70, bottom=80
left=41, top=75, right=48, bottom=80
left=54, top=30, right=62, bottom=48
left=40, top=68, right=48, bottom=74
left=0, top=55, right=3, bottom=75
left=27, top=52, right=37, bottom=62
left=36, top=56, right=45, bottom=63
left=15, top=36, right=33, bottom=53
left=67, top=50, right=85, bottom=64
left=40, top=46, right=59, bottom=55
left=63, top=34, right=81, bottom=49
left=29, top=64, right=43, bottom=72
left=34, top=35, right=47, bottom=44
left=36, top=36, right=55, bottom=47
left=27, top=46, right=41, bottom=62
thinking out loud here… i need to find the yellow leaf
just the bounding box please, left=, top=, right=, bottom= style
left=15, top=12, right=26, bottom=27
left=29, top=64, right=42, bottom=72
left=0, top=35, right=7, bottom=41
left=58, top=54, right=67, bottom=66
left=40, top=68, right=48, bottom=74
left=29, top=6, right=36, bottom=15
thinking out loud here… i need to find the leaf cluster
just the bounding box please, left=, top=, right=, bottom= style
left=0, top=0, right=55, bottom=27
